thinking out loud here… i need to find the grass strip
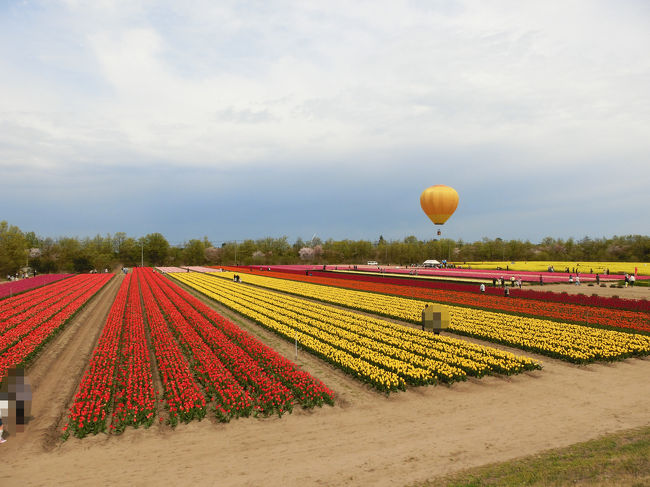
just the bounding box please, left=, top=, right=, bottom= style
left=421, top=425, right=650, bottom=487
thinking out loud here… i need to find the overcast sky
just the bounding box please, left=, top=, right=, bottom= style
left=1, top=0, right=648, bottom=246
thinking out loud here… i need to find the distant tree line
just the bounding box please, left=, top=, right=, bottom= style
left=1, top=220, right=648, bottom=277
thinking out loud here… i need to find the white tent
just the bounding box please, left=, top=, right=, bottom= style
left=422, top=259, right=440, bottom=267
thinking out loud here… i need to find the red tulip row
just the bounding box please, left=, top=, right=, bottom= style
left=153, top=270, right=335, bottom=409
left=65, top=274, right=131, bottom=438
left=0, top=274, right=113, bottom=384
left=139, top=269, right=253, bottom=422
left=227, top=268, right=650, bottom=333
left=0, top=275, right=87, bottom=335
left=232, top=266, right=650, bottom=312
left=65, top=268, right=334, bottom=439
left=150, top=271, right=294, bottom=416
left=137, top=269, right=207, bottom=425
left=110, top=272, right=157, bottom=433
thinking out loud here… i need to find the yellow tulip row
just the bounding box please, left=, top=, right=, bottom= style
left=463, top=261, right=648, bottom=275
left=171, top=273, right=539, bottom=392
left=172, top=273, right=405, bottom=391
left=208, top=272, right=650, bottom=363
left=212, top=275, right=535, bottom=377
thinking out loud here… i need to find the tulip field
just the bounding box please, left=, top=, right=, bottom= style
left=64, top=268, right=334, bottom=439
left=0, top=273, right=113, bottom=384
left=2, top=263, right=649, bottom=449
left=241, top=265, right=650, bottom=311
left=170, top=271, right=541, bottom=391
left=225, top=267, right=650, bottom=323
left=202, top=271, right=650, bottom=363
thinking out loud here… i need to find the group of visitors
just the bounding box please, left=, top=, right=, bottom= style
left=5, top=271, right=36, bottom=281
left=624, top=274, right=636, bottom=287
left=491, top=276, right=522, bottom=288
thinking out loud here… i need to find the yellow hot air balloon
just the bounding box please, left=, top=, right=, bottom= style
left=420, top=185, right=459, bottom=234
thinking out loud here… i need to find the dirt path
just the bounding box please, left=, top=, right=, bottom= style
left=3, top=274, right=650, bottom=486
left=525, top=282, right=650, bottom=300
left=5, top=353, right=649, bottom=486
left=2, top=274, right=123, bottom=453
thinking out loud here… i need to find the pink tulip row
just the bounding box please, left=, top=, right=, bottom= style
left=0, top=274, right=113, bottom=385
left=0, top=274, right=71, bottom=299
left=155, top=267, right=187, bottom=273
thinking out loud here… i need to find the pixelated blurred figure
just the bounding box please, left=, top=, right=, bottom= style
left=422, top=304, right=450, bottom=335
left=0, top=367, right=33, bottom=437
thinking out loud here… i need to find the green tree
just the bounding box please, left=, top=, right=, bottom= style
left=0, top=221, right=27, bottom=276
left=142, top=233, right=170, bottom=266
left=183, top=239, right=206, bottom=265
left=118, top=237, right=141, bottom=266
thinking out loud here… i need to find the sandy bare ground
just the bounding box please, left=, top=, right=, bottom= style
left=525, top=282, right=650, bottom=301
left=2, top=276, right=650, bottom=486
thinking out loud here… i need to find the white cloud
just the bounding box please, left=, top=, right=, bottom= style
left=3, top=1, right=649, bottom=170
left=0, top=1, right=649, bottom=241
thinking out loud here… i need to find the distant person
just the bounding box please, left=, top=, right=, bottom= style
left=0, top=402, right=5, bottom=443
left=539, top=275, right=543, bottom=286
left=596, top=274, right=600, bottom=285
left=569, top=275, right=573, bottom=284
left=504, top=287, right=510, bottom=297
left=480, top=283, right=485, bottom=293
left=575, top=276, right=580, bottom=286
left=630, top=275, right=635, bottom=286
left=421, top=304, right=433, bottom=331
left=492, top=278, right=497, bottom=287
